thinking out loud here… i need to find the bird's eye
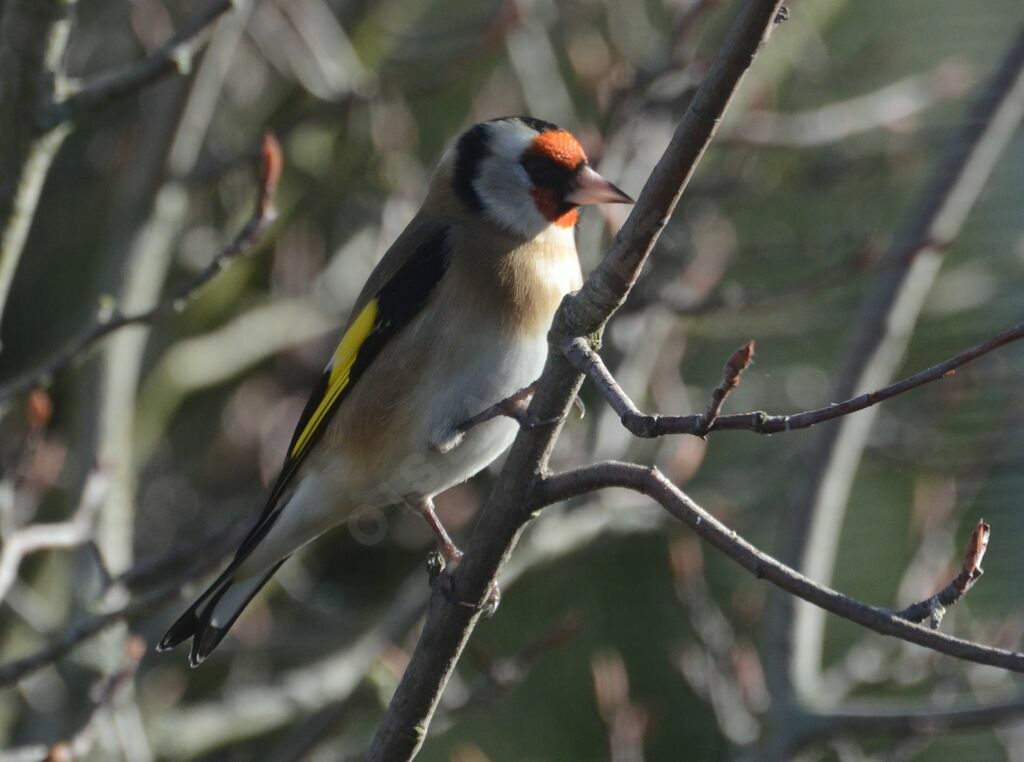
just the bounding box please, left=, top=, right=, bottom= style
left=521, top=155, right=546, bottom=177
left=521, top=154, right=562, bottom=189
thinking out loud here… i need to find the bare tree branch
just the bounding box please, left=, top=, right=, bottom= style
left=366, top=3, right=788, bottom=759
left=0, top=0, right=76, bottom=330
left=3, top=635, right=146, bottom=762
left=0, top=469, right=109, bottom=603
left=0, top=133, right=282, bottom=401
left=0, top=527, right=236, bottom=687
left=721, top=60, right=975, bottom=147
left=565, top=319, right=1024, bottom=438
left=763, top=17, right=1024, bottom=721
left=894, top=518, right=990, bottom=627
left=810, top=696, right=1024, bottom=742
left=534, top=462, right=1024, bottom=673
left=59, top=0, right=234, bottom=118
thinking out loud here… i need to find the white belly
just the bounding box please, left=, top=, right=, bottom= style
left=427, top=333, right=548, bottom=486
left=347, top=330, right=548, bottom=507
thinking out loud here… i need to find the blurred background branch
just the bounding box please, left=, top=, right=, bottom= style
left=763, top=19, right=1024, bottom=756
left=0, top=0, right=77, bottom=333
left=2, top=1, right=1023, bottom=760
left=0, top=0, right=234, bottom=333
left=0, top=133, right=280, bottom=402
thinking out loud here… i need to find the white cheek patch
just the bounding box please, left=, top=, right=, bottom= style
left=475, top=156, right=550, bottom=237
left=470, top=120, right=567, bottom=239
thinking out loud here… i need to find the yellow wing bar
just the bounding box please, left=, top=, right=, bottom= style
left=290, top=299, right=379, bottom=458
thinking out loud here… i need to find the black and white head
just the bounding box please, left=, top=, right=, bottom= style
left=450, top=116, right=633, bottom=239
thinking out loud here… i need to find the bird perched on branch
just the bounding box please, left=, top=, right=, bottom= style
left=158, top=116, right=633, bottom=666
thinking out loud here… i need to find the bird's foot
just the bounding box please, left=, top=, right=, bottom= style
left=426, top=550, right=501, bottom=618
left=452, top=383, right=572, bottom=435
left=418, top=496, right=497, bottom=614
left=572, top=394, right=586, bottom=420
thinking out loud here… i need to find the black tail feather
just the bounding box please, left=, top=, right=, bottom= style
left=157, top=559, right=287, bottom=666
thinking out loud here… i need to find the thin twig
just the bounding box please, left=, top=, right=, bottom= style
left=454, top=384, right=537, bottom=434
left=58, top=0, right=235, bottom=119
left=3, top=635, right=146, bottom=762
left=534, top=462, right=1024, bottom=673
left=565, top=320, right=1024, bottom=438
left=0, top=133, right=282, bottom=402
left=0, top=470, right=110, bottom=603
left=699, top=340, right=755, bottom=433
left=895, top=519, right=990, bottom=628
left=0, top=535, right=233, bottom=687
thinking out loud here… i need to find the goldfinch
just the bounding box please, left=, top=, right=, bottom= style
left=158, top=116, right=633, bottom=666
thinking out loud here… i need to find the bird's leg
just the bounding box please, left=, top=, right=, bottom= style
left=412, top=496, right=501, bottom=616
left=411, top=496, right=461, bottom=563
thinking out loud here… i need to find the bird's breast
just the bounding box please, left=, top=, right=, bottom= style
left=326, top=226, right=581, bottom=499
left=495, top=232, right=583, bottom=338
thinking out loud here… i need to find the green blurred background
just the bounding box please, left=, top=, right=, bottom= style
left=1, top=0, right=1023, bottom=759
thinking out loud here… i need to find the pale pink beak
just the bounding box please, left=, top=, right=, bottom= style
left=565, top=165, right=634, bottom=206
